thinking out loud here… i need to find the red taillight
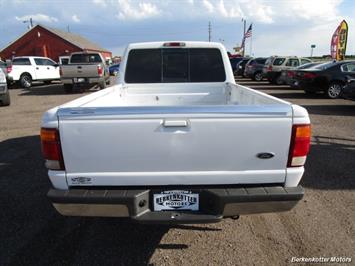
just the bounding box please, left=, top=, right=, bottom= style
left=287, top=71, right=295, bottom=78
left=303, top=72, right=317, bottom=79
left=287, top=124, right=311, bottom=167
left=267, top=65, right=272, bottom=71
left=59, top=66, right=63, bottom=76
left=6, top=66, right=12, bottom=73
left=40, top=128, right=65, bottom=170
left=163, top=42, right=186, bottom=47
left=97, top=65, right=103, bottom=76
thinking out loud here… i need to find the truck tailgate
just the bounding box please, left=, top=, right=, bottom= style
left=61, top=64, right=99, bottom=78
left=58, top=106, right=293, bottom=186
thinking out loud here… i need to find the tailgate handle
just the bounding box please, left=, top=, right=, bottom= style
left=163, top=120, right=188, bottom=127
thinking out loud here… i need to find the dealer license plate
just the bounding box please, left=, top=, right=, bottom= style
left=153, top=190, right=199, bottom=211
left=74, top=78, right=85, bottom=83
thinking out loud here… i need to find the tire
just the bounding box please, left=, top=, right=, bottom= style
left=99, top=80, right=106, bottom=90
left=20, top=74, right=32, bottom=88
left=275, top=75, right=284, bottom=85
left=1, top=90, right=10, bottom=106
left=64, top=84, right=73, bottom=93
left=253, top=72, right=263, bottom=81
left=326, top=82, right=342, bottom=99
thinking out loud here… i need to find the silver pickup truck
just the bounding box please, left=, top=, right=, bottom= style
left=42, top=42, right=311, bottom=224
left=60, top=52, right=110, bottom=93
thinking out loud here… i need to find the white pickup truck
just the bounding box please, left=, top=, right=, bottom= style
left=41, top=42, right=311, bottom=224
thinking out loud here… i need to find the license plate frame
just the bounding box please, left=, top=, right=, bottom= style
left=153, top=190, right=199, bottom=211
left=73, top=77, right=85, bottom=83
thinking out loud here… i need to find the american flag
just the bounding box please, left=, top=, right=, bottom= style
left=241, top=23, right=252, bottom=48
left=244, top=24, right=253, bottom=38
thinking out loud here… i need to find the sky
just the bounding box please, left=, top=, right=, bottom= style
left=0, top=0, right=354, bottom=57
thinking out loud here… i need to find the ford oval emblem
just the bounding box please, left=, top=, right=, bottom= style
left=257, top=152, right=275, bottom=159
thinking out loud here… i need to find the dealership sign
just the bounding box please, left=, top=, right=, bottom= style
left=331, top=20, right=348, bottom=61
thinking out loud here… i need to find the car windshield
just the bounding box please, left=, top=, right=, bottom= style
left=273, top=58, right=286, bottom=66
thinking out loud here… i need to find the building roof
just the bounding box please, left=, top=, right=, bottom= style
left=44, top=25, right=109, bottom=52
left=0, top=24, right=110, bottom=53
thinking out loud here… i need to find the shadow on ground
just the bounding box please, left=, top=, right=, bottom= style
left=302, top=136, right=355, bottom=190
left=0, top=136, right=203, bottom=265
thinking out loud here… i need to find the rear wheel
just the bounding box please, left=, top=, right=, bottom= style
left=326, top=82, right=342, bottom=99
left=20, top=74, right=32, bottom=88
left=64, top=84, right=73, bottom=93
left=1, top=90, right=10, bottom=106
left=99, top=80, right=106, bottom=90
left=275, top=75, right=284, bottom=85
left=253, top=72, right=263, bottom=81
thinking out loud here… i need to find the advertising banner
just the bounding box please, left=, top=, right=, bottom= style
left=331, top=20, right=348, bottom=60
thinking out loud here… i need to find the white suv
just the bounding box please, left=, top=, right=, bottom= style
left=7, top=56, right=60, bottom=88
left=263, top=56, right=312, bottom=85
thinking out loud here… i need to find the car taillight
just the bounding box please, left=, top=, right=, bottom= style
left=267, top=65, right=272, bottom=71
left=97, top=65, right=103, bottom=76
left=59, top=66, right=63, bottom=76
left=40, top=128, right=65, bottom=170
left=6, top=66, right=12, bottom=73
left=287, top=71, right=295, bottom=78
left=303, top=72, right=317, bottom=79
left=287, top=124, right=311, bottom=167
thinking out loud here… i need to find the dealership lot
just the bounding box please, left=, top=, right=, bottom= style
left=0, top=79, right=354, bottom=265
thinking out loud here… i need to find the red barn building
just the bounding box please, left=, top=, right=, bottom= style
left=0, top=24, right=112, bottom=62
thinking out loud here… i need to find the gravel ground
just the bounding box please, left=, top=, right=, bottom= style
left=0, top=78, right=354, bottom=265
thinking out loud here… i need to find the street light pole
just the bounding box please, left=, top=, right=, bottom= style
left=242, top=18, right=246, bottom=57
left=310, top=44, right=316, bottom=58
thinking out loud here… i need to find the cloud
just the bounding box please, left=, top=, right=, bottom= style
left=15, top=13, right=58, bottom=23
left=72, top=14, right=80, bottom=23
left=116, top=0, right=160, bottom=20
left=92, top=0, right=107, bottom=7
left=202, top=0, right=214, bottom=13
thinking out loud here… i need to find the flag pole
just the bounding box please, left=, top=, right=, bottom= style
left=250, top=28, right=253, bottom=56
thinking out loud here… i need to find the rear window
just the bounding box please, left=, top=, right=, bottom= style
left=256, top=58, right=266, bottom=64
left=314, top=61, right=336, bottom=70
left=12, top=58, right=31, bottom=65
left=273, top=58, right=286, bottom=66
left=70, top=53, right=102, bottom=63
left=125, top=48, right=226, bottom=83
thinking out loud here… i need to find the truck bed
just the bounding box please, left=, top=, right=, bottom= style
left=43, top=83, right=297, bottom=187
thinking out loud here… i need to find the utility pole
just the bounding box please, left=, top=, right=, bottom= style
left=208, top=21, right=211, bottom=42
left=67, top=25, right=70, bottom=33
left=23, top=17, right=34, bottom=29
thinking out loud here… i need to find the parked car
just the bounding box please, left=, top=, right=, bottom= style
left=244, top=57, right=267, bottom=81
left=0, top=68, right=10, bottom=106
left=109, top=63, right=120, bottom=76
left=294, top=60, right=355, bottom=98
left=42, top=41, right=309, bottom=223
left=7, top=56, right=60, bottom=88
left=263, top=56, right=312, bottom=85
left=281, top=62, right=323, bottom=88
left=229, top=56, right=243, bottom=72
left=60, top=52, right=110, bottom=93
left=341, top=78, right=355, bottom=100
left=235, top=58, right=250, bottom=77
